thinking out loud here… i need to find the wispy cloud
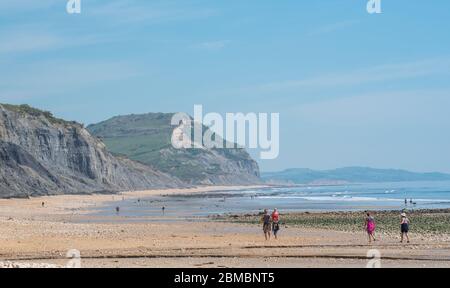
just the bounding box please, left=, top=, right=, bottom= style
left=0, top=0, right=219, bottom=57
left=0, top=21, right=120, bottom=56
left=308, top=20, right=359, bottom=36
left=293, top=89, right=450, bottom=126
left=0, top=59, right=140, bottom=101
left=0, top=30, right=107, bottom=55
left=251, top=57, right=450, bottom=93
left=192, top=40, right=230, bottom=51
left=202, top=57, right=450, bottom=109
left=88, top=0, right=217, bottom=25
left=0, top=0, right=61, bottom=14
left=0, top=32, right=62, bottom=54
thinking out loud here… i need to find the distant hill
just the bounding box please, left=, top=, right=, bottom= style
left=87, top=113, right=261, bottom=185
left=262, top=167, right=450, bottom=184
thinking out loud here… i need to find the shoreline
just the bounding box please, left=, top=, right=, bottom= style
left=0, top=185, right=271, bottom=220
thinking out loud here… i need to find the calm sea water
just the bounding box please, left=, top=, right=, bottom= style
left=93, top=181, right=450, bottom=220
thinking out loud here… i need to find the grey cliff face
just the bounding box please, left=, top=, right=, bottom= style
left=156, top=147, right=261, bottom=185
left=0, top=105, right=183, bottom=198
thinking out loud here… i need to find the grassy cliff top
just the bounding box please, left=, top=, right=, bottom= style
left=0, top=104, right=83, bottom=127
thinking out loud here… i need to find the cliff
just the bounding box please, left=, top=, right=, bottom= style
left=87, top=113, right=261, bottom=185
left=0, top=104, right=183, bottom=198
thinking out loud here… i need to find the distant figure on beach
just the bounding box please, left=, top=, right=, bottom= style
left=410, top=198, right=413, bottom=204
left=400, top=212, right=410, bottom=243
left=405, top=199, right=408, bottom=205
left=115, top=206, right=120, bottom=214
left=41, top=202, right=45, bottom=208
left=272, top=208, right=280, bottom=239
left=162, top=206, right=165, bottom=214
left=364, top=212, right=376, bottom=243
left=261, top=209, right=271, bottom=240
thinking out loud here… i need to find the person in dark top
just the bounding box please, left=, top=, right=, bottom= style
left=261, top=209, right=271, bottom=240
left=400, top=212, right=410, bottom=243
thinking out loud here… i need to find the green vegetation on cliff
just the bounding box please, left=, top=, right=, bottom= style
left=87, top=113, right=260, bottom=185
left=1, top=104, right=82, bottom=127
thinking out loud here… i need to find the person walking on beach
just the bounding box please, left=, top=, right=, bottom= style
left=400, top=212, right=410, bottom=243
left=272, top=208, right=280, bottom=239
left=261, top=209, right=271, bottom=240
left=364, top=212, right=376, bottom=243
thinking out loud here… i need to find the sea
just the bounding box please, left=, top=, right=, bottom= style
left=92, top=181, right=450, bottom=220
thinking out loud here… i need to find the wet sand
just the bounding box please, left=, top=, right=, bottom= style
left=0, top=186, right=449, bottom=268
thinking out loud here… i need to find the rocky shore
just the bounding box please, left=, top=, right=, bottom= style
left=213, top=209, right=450, bottom=236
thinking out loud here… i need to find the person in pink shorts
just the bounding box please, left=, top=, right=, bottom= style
left=364, top=212, right=377, bottom=244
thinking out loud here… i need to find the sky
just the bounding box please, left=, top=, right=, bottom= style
left=1, top=0, right=450, bottom=173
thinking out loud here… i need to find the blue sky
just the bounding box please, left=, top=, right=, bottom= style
left=1, top=0, right=450, bottom=173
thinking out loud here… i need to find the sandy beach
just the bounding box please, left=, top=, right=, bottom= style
left=1, top=186, right=449, bottom=268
